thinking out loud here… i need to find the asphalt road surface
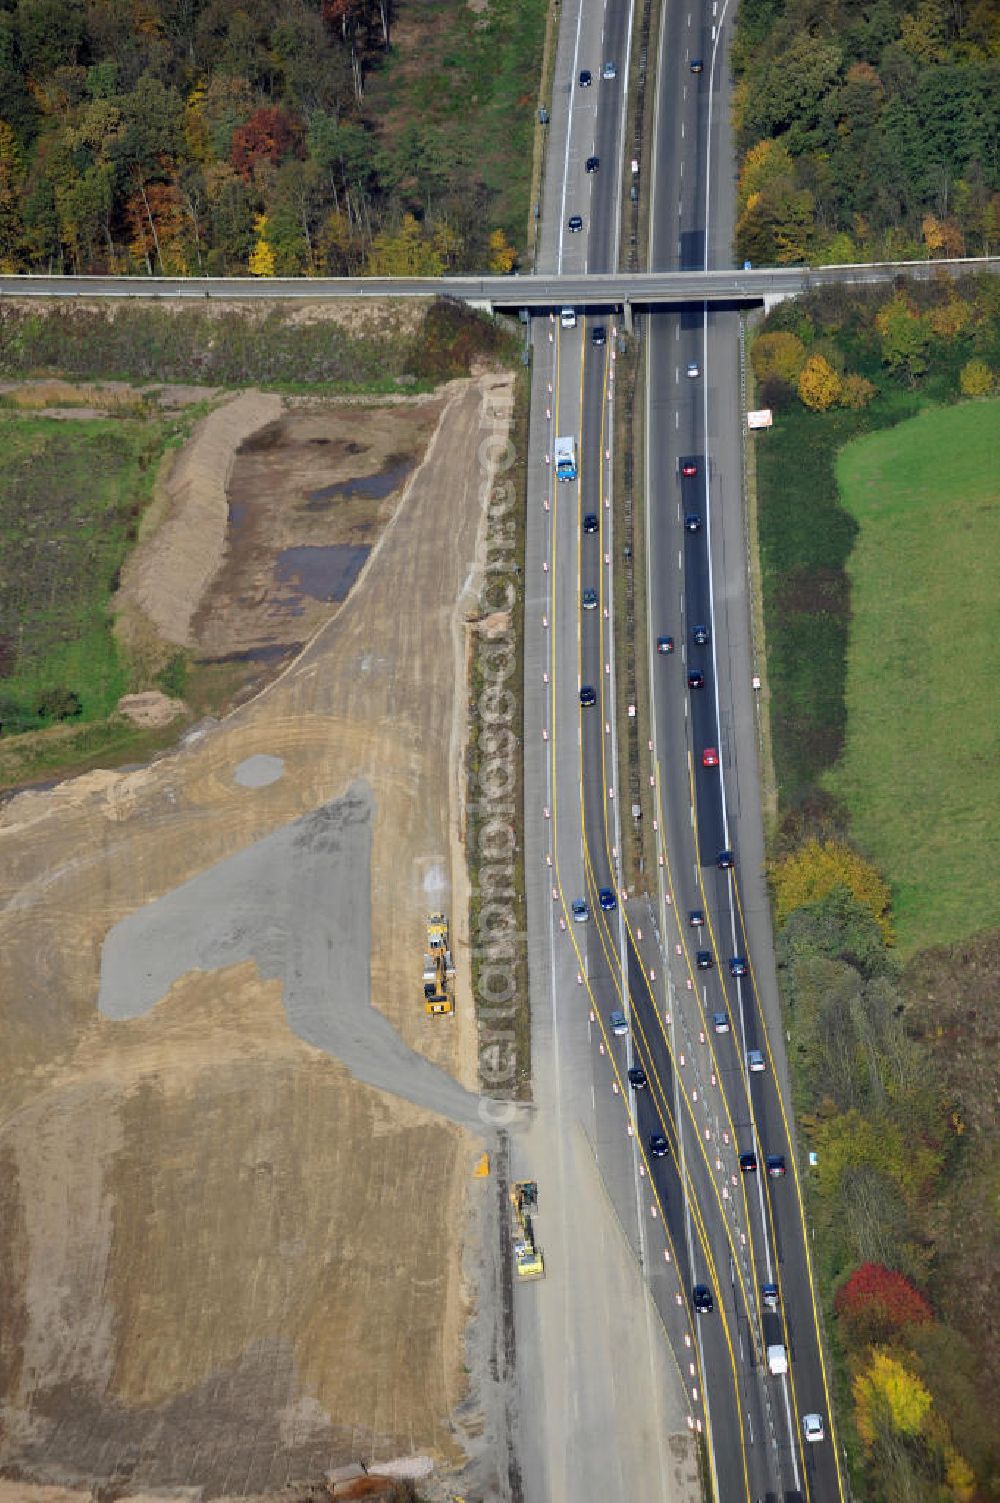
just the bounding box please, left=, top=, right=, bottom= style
left=514, top=0, right=708, bottom=1497
left=518, top=0, right=853, bottom=1491
left=640, top=2, right=848, bottom=1501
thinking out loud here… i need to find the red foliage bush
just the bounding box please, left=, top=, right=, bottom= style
left=231, top=108, right=301, bottom=179
left=835, top=1263, right=933, bottom=1342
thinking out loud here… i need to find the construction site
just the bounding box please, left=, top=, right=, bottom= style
left=0, top=368, right=517, bottom=1499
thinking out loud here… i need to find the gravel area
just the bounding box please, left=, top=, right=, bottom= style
left=98, top=781, right=482, bottom=1127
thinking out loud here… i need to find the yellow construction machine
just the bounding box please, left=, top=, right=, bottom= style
left=423, top=913, right=455, bottom=1015
left=511, top=1180, right=544, bottom=1279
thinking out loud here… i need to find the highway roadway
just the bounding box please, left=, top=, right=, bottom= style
left=643, top=0, right=849, bottom=1497
left=517, top=0, right=853, bottom=1493
left=513, top=0, right=710, bottom=1497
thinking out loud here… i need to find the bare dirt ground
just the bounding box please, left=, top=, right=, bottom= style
left=0, top=371, right=515, bottom=1498
left=116, top=389, right=285, bottom=649
left=191, top=400, right=445, bottom=664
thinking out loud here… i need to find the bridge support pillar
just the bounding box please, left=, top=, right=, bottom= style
left=623, top=299, right=633, bottom=334
left=762, top=291, right=790, bottom=315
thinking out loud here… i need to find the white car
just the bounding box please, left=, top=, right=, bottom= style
left=602, top=60, right=617, bottom=79
left=686, top=361, right=700, bottom=378
left=561, top=307, right=577, bottom=328
left=747, top=1048, right=765, bottom=1073
left=767, top=1343, right=788, bottom=1376
left=803, top=1412, right=825, bottom=1443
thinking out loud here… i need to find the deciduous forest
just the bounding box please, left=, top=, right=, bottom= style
left=0, top=0, right=541, bottom=276
left=732, top=0, right=1000, bottom=265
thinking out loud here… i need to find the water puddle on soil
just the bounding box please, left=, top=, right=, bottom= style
left=305, top=455, right=413, bottom=508
left=199, top=642, right=303, bottom=666
left=274, top=545, right=370, bottom=603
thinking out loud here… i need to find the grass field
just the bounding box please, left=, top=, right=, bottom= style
left=825, top=399, right=1000, bottom=955
left=0, top=414, right=173, bottom=734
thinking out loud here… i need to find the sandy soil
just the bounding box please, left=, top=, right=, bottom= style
left=0, top=372, right=515, bottom=1497
left=191, top=399, right=445, bottom=663
left=116, top=390, right=285, bottom=648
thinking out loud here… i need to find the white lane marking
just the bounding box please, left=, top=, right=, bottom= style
left=647, top=9, right=722, bottom=1495
left=557, top=0, right=589, bottom=271
left=612, top=0, right=638, bottom=272
left=699, top=0, right=805, bottom=1492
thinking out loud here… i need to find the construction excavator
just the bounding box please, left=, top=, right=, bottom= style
left=510, top=1180, right=544, bottom=1279
left=422, top=912, right=455, bottom=1016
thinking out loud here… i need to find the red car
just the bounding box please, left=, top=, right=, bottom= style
left=702, top=746, right=719, bottom=768
left=682, top=461, right=698, bottom=477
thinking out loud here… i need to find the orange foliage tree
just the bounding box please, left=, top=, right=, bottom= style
left=231, top=108, right=301, bottom=180
left=798, top=354, right=843, bottom=411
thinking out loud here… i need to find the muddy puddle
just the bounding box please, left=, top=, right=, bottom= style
left=190, top=399, right=443, bottom=680
left=305, top=455, right=413, bottom=508
left=274, top=545, right=369, bottom=603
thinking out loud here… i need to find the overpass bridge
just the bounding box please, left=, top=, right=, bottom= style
left=0, top=258, right=996, bottom=323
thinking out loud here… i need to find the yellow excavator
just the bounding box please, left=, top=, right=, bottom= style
left=511, top=1181, right=544, bottom=1279
left=423, top=913, right=455, bottom=1016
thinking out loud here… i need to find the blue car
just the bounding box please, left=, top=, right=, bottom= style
left=599, top=887, right=617, bottom=911
left=729, top=955, right=748, bottom=977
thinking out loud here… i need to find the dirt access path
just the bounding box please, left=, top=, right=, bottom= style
left=0, top=373, right=514, bottom=1498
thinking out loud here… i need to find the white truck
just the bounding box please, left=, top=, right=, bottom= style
left=554, top=436, right=577, bottom=481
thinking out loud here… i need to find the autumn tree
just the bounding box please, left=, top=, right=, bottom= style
left=929, top=295, right=971, bottom=337
left=248, top=213, right=275, bottom=276
left=771, top=838, right=893, bottom=939
left=366, top=212, right=445, bottom=275
left=751, top=330, right=806, bottom=385
left=875, top=293, right=932, bottom=384
left=835, top=1263, right=934, bottom=1342
left=959, top=357, right=993, bottom=396
left=0, top=119, right=24, bottom=270
left=737, top=179, right=816, bottom=265
left=854, top=1349, right=932, bottom=1448
left=921, top=213, right=965, bottom=257
left=488, top=228, right=516, bottom=274
left=798, top=354, right=843, bottom=410
left=231, top=107, right=301, bottom=181
left=737, top=139, right=797, bottom=210
left=840, top=373, right=876, bottom=409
